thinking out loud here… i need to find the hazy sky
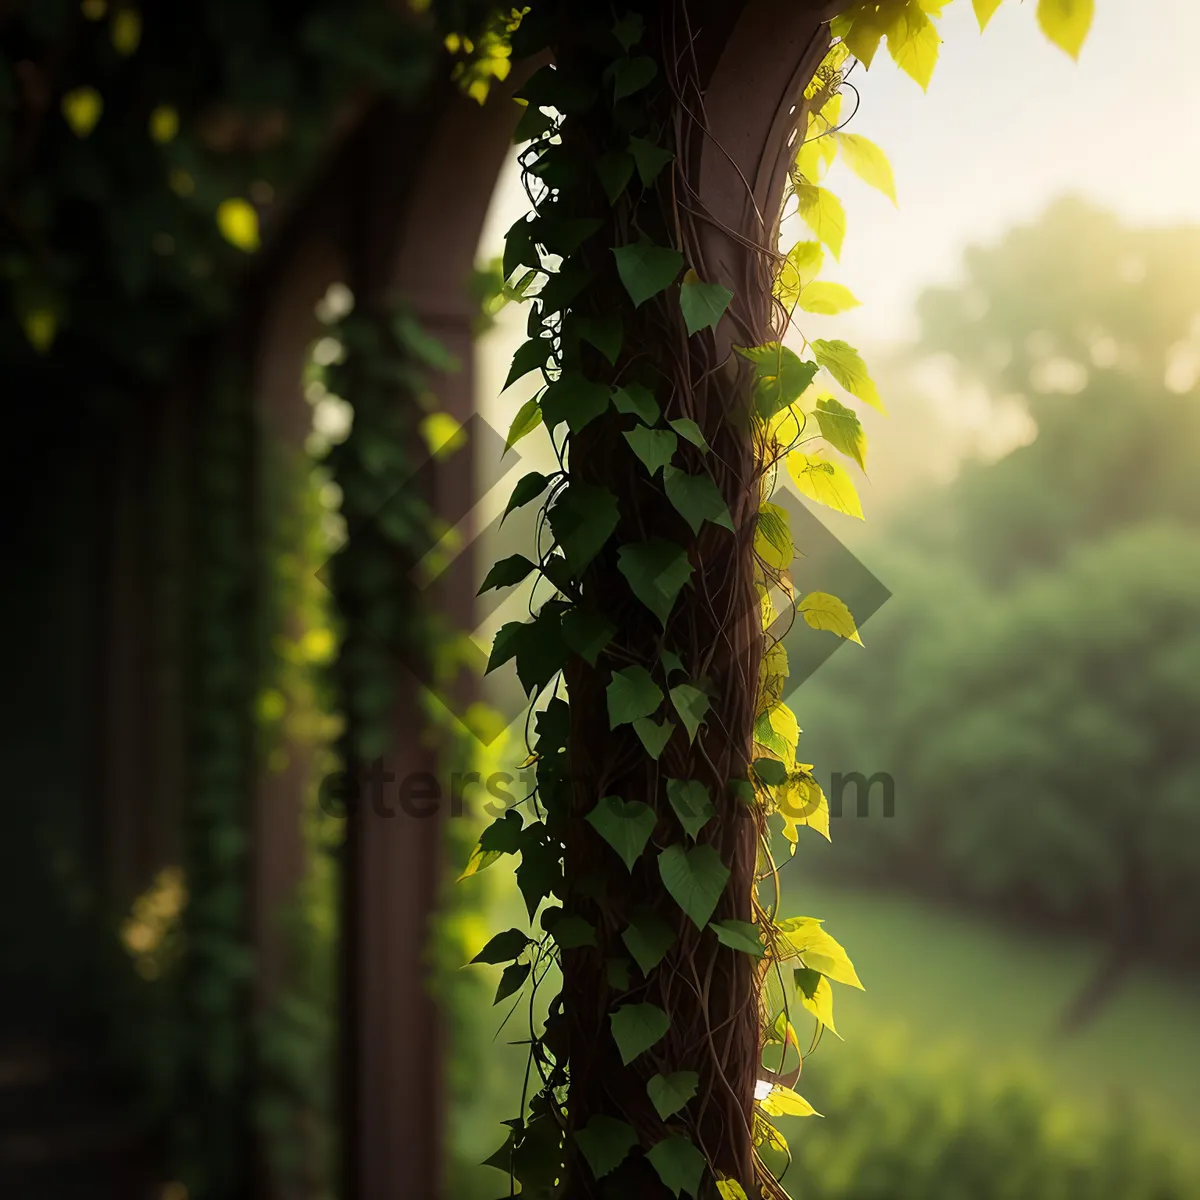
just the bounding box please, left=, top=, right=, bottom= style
left=480, top=0, right=1200, bottom=353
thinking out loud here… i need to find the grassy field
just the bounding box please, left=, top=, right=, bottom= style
left=783, top=878, right=1200, bottom=1133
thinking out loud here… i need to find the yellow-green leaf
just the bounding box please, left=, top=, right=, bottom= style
left=716, top=1181, right=749, bottom=1200
left=797, top=281, right=860, bottom=316
left=758, top=1085, right=820, bottom=1119
left=795, top=184, right=846, bottom=261
left=885, top=1, right=941, bottom=91
left=505, top=396, right=543, bottom=451
left=972, top=0, right=1005, bottom=30
left=216, top=198, right=260, bottom=252
left=835, top=133, right=897, bottom=205
left=775, top=240, right=824, bottom=309
left=814, top=395, right=867, bottom=469
left=1036, top=0, right=1094, bottom=59
left=777, top=917, right=865, bottom=989
left=755, top=503, right=793, bottom=571
left=778, top=769, right=830, bottom=845
left=812, top=338, right=885, bottom=413
left=786, top=452, right=864, bottom=520
left=794, top=967, right=839, bottom=1035
left=798, top=591, right=862, bottom=645
left=61, top=87, right=103, bottom=137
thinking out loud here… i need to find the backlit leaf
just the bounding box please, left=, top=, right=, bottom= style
left=504, top=337, right=550, bottom=390
left=716, top=1182, right=750, bottom=1200
left=814, top=395, right=867, bottom=469
left=786, top=452, right=863, bottom=520
left=494, top=961, right=530, bottom=1004
left=658, top=843, right=729, bottom=929
left=797, top=281, right=861, bottom=315
left=610, top=1001, right=669, bottom=1064
left=972, top=0, right=1004, bottom=29
left=471, top=928, right=529, bottom=964
left=502, top=471, right=550, bottom=522
left=812, top=338, right=885, bottom=412
left=798, top=591, right=863, bottom=644
left=1037, top=0, right=1094, bottom=59
left=794, top=966, right=839, bottom=1035
left=755, top=503, right=794, bottom=571
left=795, top=184, right=846, bottom=260
left=61, top=86, right=102, bottom=136
left=885, top=1, right=941, bottom=90
left=775, top=240, right=824, bottom=309
left=505, top=396, right=543, bottom=451
left=758, top=1085, right=820, bottom=1118
left=478, top=554, right=535, bottom=594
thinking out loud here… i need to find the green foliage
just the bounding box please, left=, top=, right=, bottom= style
left=786, top=1036, right=1200, bottom=1200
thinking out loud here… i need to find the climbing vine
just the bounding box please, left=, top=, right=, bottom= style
left=468, top=1, right=1095, bottom=1197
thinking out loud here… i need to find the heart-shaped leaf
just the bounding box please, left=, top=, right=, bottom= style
left=658, top=844, right=729, bottom=928
left=610, top=1001, right=669, bottom=1065
left=622, top=910, right=676, bottom=975
left=575, top=1114, right=638, bottom=1180
left=613, top=240, right=684, bottom=308
left=668, top=683, right=710, bottom=743
left=625, top=426, right=677, bottom=476
left=633, top=716, right=674, bottom=760
left=709, top=919, right=764, bottom=957
left=646, top=1134, right=706, bottom=1198
left=680, top=270, right=733, bottom=336
left=607, top=665, right=664, bottom=728
left=618, top=539, right=693, bottom=627
left=647, top=1071, right=699, bottom=1120
left=587, top=795, right=657, bottom=872
left=665, top=779, right=714, bottom=840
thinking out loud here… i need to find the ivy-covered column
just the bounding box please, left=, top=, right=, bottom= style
left=477, top=4, right=839, bottom=1198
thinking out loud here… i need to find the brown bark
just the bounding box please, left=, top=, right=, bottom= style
left=548, top=3, right=834, bottom=1195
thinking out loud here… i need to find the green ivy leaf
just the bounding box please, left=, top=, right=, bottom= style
left=549, top=483, right=620, bottom=572
left=575, top=1115, right=638, bottom=1180
left=709, top=919, right=764, bottom=957
left=633, top=717, right=675, bottom=760
left=618, top=539, right=693, bottom=627
left=668, top=418, right=709, bottom=452
left=471, top=928, right=530, bottom=964
left=628, top=135, right=674, bottom=185
left=753, top=757, right=788, bottom=787
left=494, top=961, right=531, bottom=1004
left=661, top=649, right=685, bottom=677
left=607, top=956, right=632, bottom=990
left=562, top=606, right=615, bottom=665
left=622, top=910, right=676, bottom=975
left=596, top=151, right=635, bottom=204
left=587, top=795, right=657, bottom=872
left=613, top=241, right=684, bottom=308
left=503, top=471, right=551, bottom=523
left=610, top=1001, right=669, bottom=1065
left=735, top=342, right=819, bottom=420
left=679, top=271, right=733, bottom=336
left=814, top=395, right=867, bottom=469
left=624, top=426, right=677, bottom=476
left=613, top=382, right=661, bottom=425
left=486, top=622, right=524, bottom=674
left=812, top=338, right=885, bottom=413
left=666, top=778, right=714, bottom=839
left=545, top=911, right=598, bottom=949
left=574, top=313, right=624, bottom=365
left=541, top=371, right=611, bottom=434
left=513, top=102, right=554, bottom=143
left=663, top=467, right=733, bottom=535
left=647, top=1072, right=699, bottom=1120
left=514, top=605, right=569, bottom=694
left=478, top=554, right=536, bottom=594
left=668, top=684, right=710, bottom=744
left=479, top=810, right=524, bottom=854
left=612, top=11, right=644, bottom=51
left=607, top=665, right=664, bottom=728
left=505, top=337, right=550, bottom=390
left=506, top=396, right=544, bottom=451
left=658, top=844, right=729, bottom=928
left=611, top=55, right=657, bottom=101
left=646, top=1134, right=706, bottom=1198
left=515, top=826, right=563, bottom=918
